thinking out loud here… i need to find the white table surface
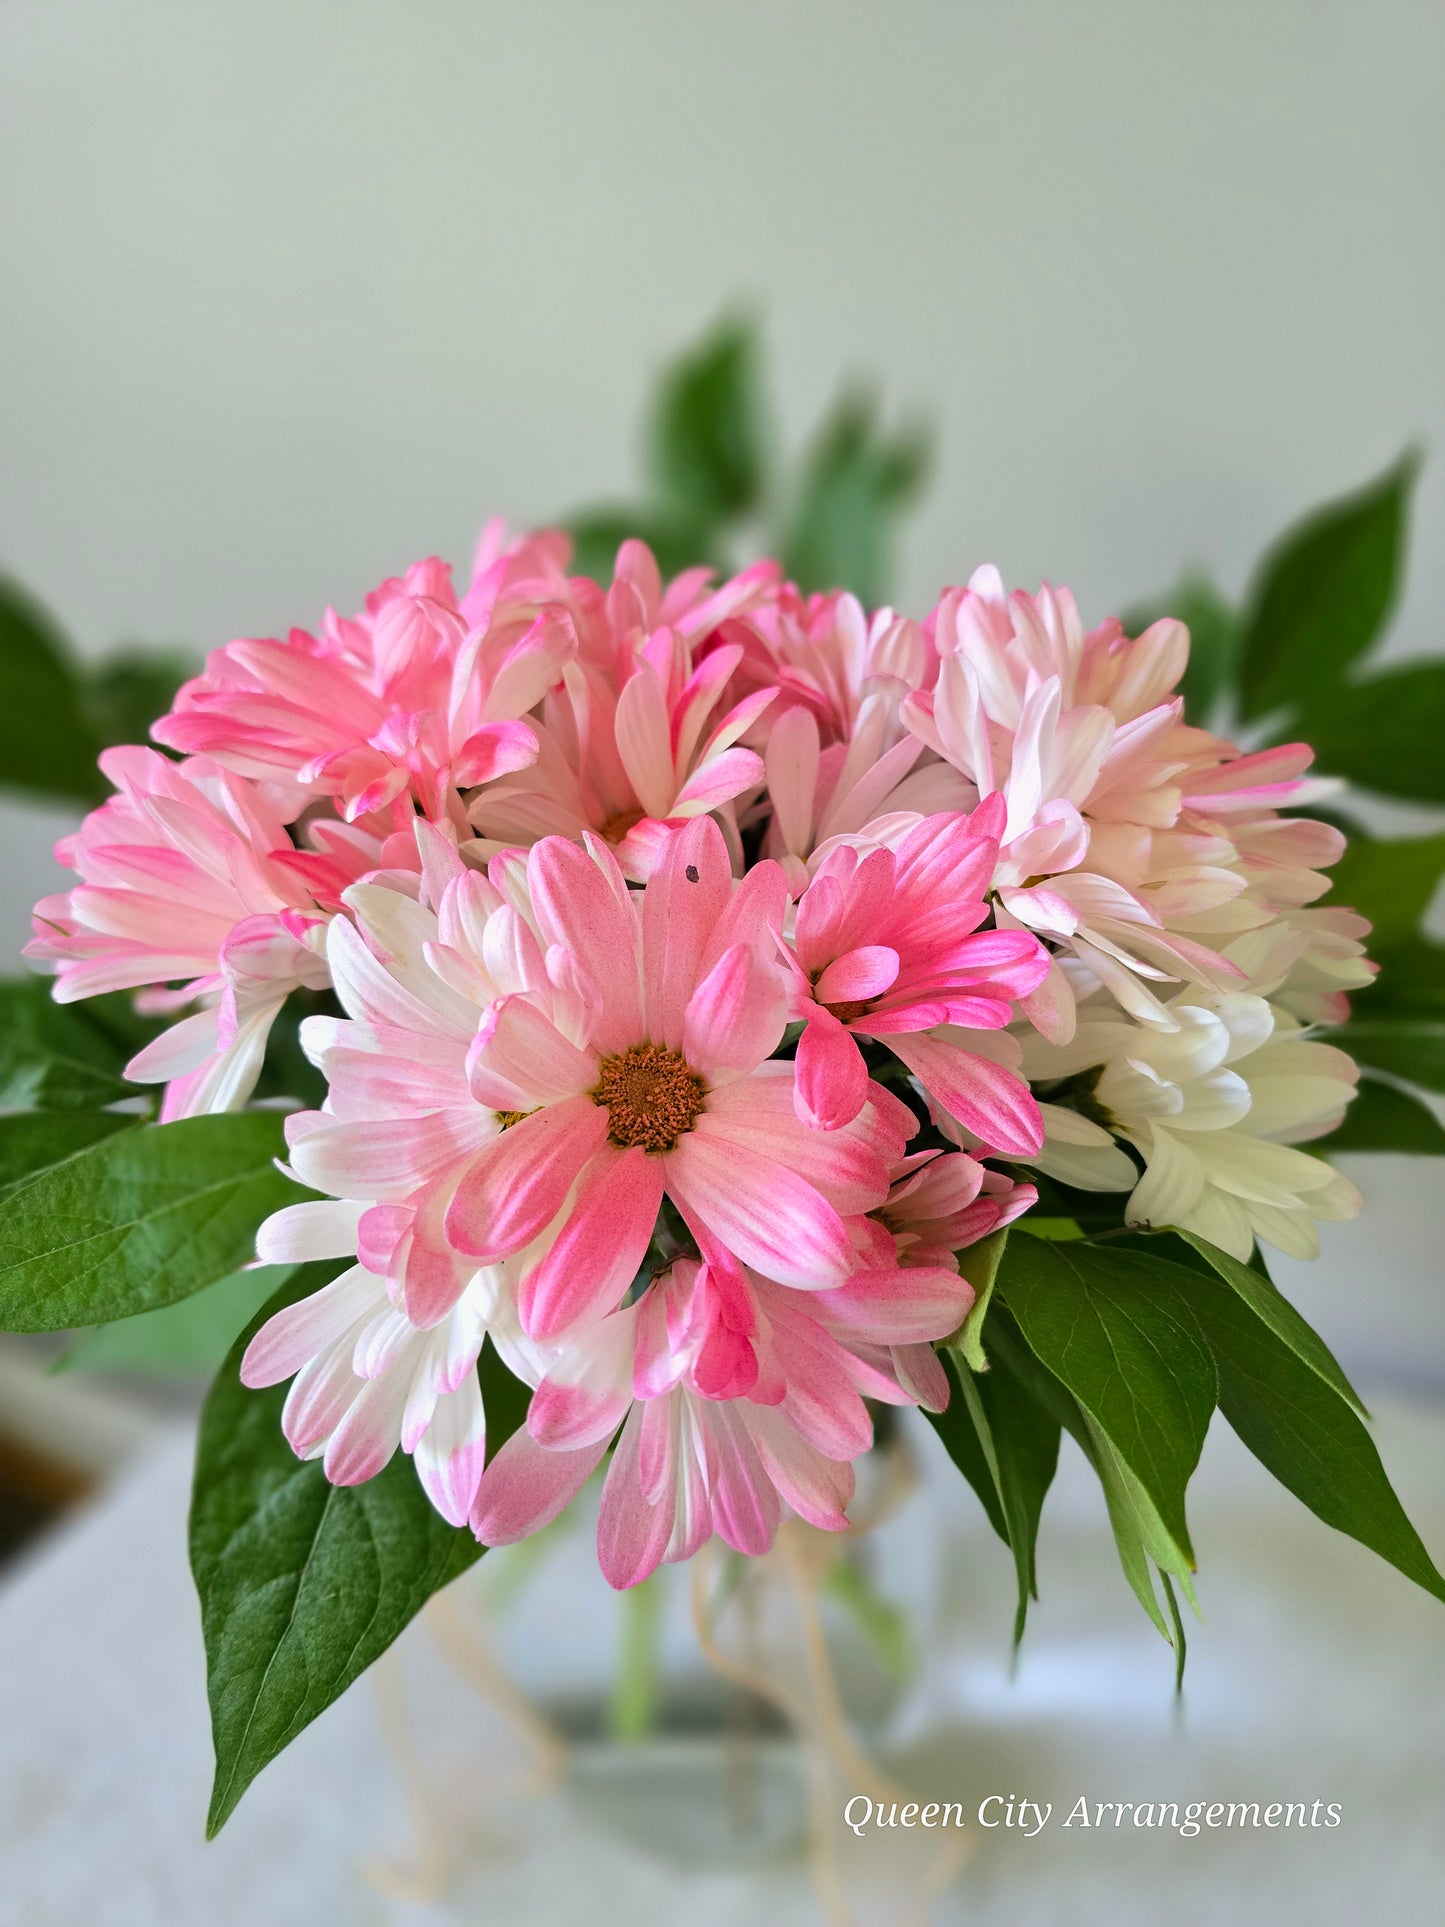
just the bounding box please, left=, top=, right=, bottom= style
left=1, top=1390, right=1443, bottom=1927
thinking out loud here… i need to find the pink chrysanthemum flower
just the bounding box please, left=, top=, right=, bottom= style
left=24, top=747, right=364, bottom=1116
left=781, top=800, right=1050, bottom=1150
left=279, top=816, right=913, bottom=1355
left=466, top=541, right=783, bottom=878
left=239, top=1254, right=504, bottom=1524
left=472, top=1242, right=972, bottom=1588
left=156, top=526, right=576, bottom=829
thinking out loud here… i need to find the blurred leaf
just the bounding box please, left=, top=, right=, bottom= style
left=1312, top=1077, right=1445, bottom=1156
left=1297, top=661, right=1445, bottom=803
left=0, top=576, right=104, bottom=802
left=0, top=1112, right=303, bottom=1332
left=60, top=1263, right=295, bottom=1375
left=927, top=1348, right=1059, bottom=1643
left=84, top=648, right=194, bottom=751
left=648, top=316, right=767, bottom=524
left=0, top=1111, right=136, bottom=1202
left=1180, top=1249, right=1445, bottom=1605
left=1325, top=832, right=1445, bottom=948
left=562, top=503, right=725, bottom=583
left=779, top=387, right=931, bottom=605
left=994, top=1236, right=1216, bottom=1562
left=0, top=978, right=135, bottom=1110
left=1237, top=451, right=1417, bottom=722
left=192, top=1267, right=514, bottom=1835
left=1334, top=1018, right=1445, bottom=1093
left=1122, top=575, right=1239, bottom=726
left=825, top=1558, right=913, bottom=1682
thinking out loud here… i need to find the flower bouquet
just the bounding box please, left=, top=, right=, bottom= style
left=2, top=322, right=1442, bottom=1839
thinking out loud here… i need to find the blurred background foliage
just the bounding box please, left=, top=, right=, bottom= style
left=1, top=312, right=1442, bottom=1380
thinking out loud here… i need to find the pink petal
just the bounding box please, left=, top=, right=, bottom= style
left=793, top=1012, right=870, bottom=1131
left=472, top=1428, right=607, bottom=1546
left=445, top=1096, right=609, bottom=1259
left=518, top=1143, right=664, bottom=1340
left=527, top=836, right=643, bottom=1053
left=682, top=942, right=787, bottom=1080
left=465, top=993, right=598, bottom=1110
left=453, top=719, right=539, bottom=788
left=886, top=1032, right=1044, bottom=1156
left=597, top=1404, right=682, bottom=1589
left=812, top=945, right=900, bottom=1006
left=641, top=814, right=734, bottom=1048
left=666, top=1129, right=855, bottom=1288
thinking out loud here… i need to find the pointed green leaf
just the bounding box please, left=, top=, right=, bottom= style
left=954, top=1227, right=1008, bottom=1371
left=1296, top=662, right=1445, bottom=803
left=1312, top=1077, right=1445, bottom=1156
left=192, top=1270, right=526, bottom=1834
left=1182, top=1264, right=1445, bottom=1605
left=0, top=576, right=104, bottom=802
left=986, top=1312, right=1191, bottom=1652
left=994, top=1237, right=1216, bottom=1562
left=0, top=1113, right=302, bottom=1332
left=0, top=978, right=135, bottom=1111
left=926, top=1346, right=1060, bottom=1644
left=648, top=316, right=766, bottom=524
left=1238, top=452, right=1417, bottom=721
left=0, top=1111, right=136, bottom=1201
left=1168, top=1231, right=1365, bottom=1415
left=59, top=1264, right=296, bottom=1375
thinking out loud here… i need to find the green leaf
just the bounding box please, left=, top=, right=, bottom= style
left=1296, top=661, right=1445, bottom=803
left=647, top=316, right=767, bottom=524
left=953, top=1227, right=1008, bottom=1371
left=191, top=1268, right=512, bottom=1834
left=994, top=1237, right=1217, bottom=1562
left=1312, top=1077, right=1445, bottom=1156
left=928, top=1349, right=1060, bottom=1643
left=778, top=388, right=931, bottom=605
left=1122, top=576, right=1239, bottom=726
left=1237, top=452, right=1417, bottom=722
left=1181, top=1260, right=1445, bottom=1605
left=83, top=648, right=193, bottom=751
left=0, top=1113, right=303, bottom=1332
left=0, top=1111, right=136, bottom=1201
left=1324, top=833, right=1445, bottom=949
left=562, top=503, right=725, bottom=583
left=0, top=978, right=135, bottom=1110
left=1167, top=1231, right=1365, bottom=1414
left=985, top=1312, right=1193, bottom=1650
left=0, top=576, right=105, bottom=802
left=59, top=1264, right=295, bottom=1375
left=1335, top=1017, right=1445, bottom=1093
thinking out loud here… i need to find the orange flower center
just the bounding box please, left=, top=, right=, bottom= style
left=592, top=1043, right=706, bottom=1152
left=823, top=997, right=870, bottom=1024
left=599, top=808, right=645, bottom=844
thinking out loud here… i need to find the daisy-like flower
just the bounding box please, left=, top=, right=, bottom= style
left=280, top=815, right=913, bottom=1360
left=1018, top=987, right=1362, bottom=1259
left=24, top=747, right=359, bottom=1116
left=472, top=1242, right=972, bottom=1588
left=156, top=526, right=576, bottom=829
left=238, top=1254, right=504, bottom=1525
left=782, top=801, right=1049, bottom=1150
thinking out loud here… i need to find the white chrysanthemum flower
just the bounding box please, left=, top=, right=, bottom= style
left=1018, top=988, right=1362, bottom=1260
